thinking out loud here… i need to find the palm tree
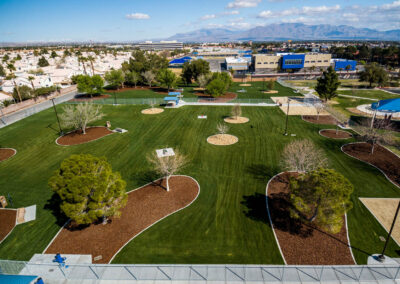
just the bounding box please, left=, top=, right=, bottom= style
left=87, top=56, right=95, bottom=75
left=9, top=73, right=22, bottom=102
left=28, top=76, right=36, bottom=91
left=78, top=56, right=87, bottom=74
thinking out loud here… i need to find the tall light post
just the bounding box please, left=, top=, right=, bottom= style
left=378, top=200, right=400, bottom=261
left=51, top=98, right=63, bottom=135
left=284, top=98, right=290, bottom=135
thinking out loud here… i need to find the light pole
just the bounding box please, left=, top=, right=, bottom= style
left=51, top=98, right=63, bottom=135
left=378, top=200, right=400, bottom=261
left=284, top=98, right=290, bottom=135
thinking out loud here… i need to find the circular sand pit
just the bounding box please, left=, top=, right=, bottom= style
left=319, top=129, right=352, bottom=139
left=0, top=148, right=16, bottom=162
left=240, top=84, right=252, bottom=87
left=207, top=134, right=238, bottom=146
left=262, top=90, right=278, bottom=94
left=224, top=116, right=249, bottom=124
left=56, top=127, right=113, bottom=146
left=141, top=108, right=164, bottom=115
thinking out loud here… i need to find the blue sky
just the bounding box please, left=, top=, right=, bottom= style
left=0, top=0, right=399, bottom=42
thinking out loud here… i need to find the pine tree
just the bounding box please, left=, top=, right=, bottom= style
left=49, top=154, right=128, bottom=225
left=289, top=168, right=353, bottom=234
left=315, top=66, right=341, bottom=102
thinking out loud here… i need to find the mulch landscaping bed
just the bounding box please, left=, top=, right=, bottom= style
left=196, top=92, right=237, bottom=103
left=70, top=94, right=111, bottom=102
left=267, top=172, right=354, bottom=265
left=56, top=127, right=113, bottom=146
left=0, top=209, right=16, bottom=243
left=106, top=86, right=170, bottom=95
left=0, top=148, right=16, bottom=162
left=320, top=129, right=352, bottom=139
left=45, top=176, right=199, bottom=264
left=342, top=143, right=400, bottom=187
left=302, top=115, right=337, bottom=125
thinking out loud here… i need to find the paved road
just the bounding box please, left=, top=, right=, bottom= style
left=0, top=91, right=77, bottom=129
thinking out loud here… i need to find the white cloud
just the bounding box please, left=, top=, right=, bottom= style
left=125, top=13, right=150, bottom=20
left=222, top=10, right=240, bottom=15
left=227, top=0, right=261, bottom=9
left=258, top=5, right=340, bottom=18
left=201, top=14, right=217, bottom=20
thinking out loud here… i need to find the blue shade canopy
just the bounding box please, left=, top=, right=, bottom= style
left=169, top=57, right=192, bottom=65
left=0, top=275, right=38, bottom=284
left=371, top=98, right=400, bottom=113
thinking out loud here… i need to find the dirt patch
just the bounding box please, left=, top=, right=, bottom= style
left=240, top=84, right=252, bottom=87
left=359, top=198, right=400, bottom=245
left=0, top=209, right=16, bottom=243
left=320, top=129, right=352, bottom=139
left=45, top=176, right=199, bottom=264
left=262, top=90, right=278, bottom=94
left=302, top=115, right=337, bottom=125
left=224, top=116, right=249, bottom=124
left=342, top=143, right=400, bottom=187
left=141, top=108, right=164, bottom=115
left=267, top=172, right=354, bottom=265
left=196, top=92, right=237, bottom=103
left=56, top=127, right=113, bottom=146
left=0, top=148, right=16, bottom=162
left=207, top=134, right=238, bottom=145
left=70, top=94, right=111, bottom=102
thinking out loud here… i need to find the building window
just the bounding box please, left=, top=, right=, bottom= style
left=257, top=62, right=261, bottom=64
left=284, top=59, right=303, bottom=65
left=324, top=60, right=328, bottom=62
left=318, top=60, right=322, bottom=63
left=305, top=61, right=310, bottom=63
left=270, top=62, right=274, bottom=64
left=311, top=61, right=315, bottom=63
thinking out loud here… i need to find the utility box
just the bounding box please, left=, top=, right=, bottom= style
left=0, top=196, right=7, bottom=208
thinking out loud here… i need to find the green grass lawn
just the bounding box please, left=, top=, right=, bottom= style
left=339, top=89, right=400, bottom=100
left=228, top=81, right=300, bottom=99
left=0, top=103, right=399, bottom=264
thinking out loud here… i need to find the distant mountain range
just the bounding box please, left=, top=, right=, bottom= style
left=167, top=23, right=400, bottom=42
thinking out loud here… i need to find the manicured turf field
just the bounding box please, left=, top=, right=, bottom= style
left=0, top=95, right=399, bottom=264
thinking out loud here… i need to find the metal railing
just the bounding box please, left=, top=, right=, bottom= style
left=1, top=260, right=400, bottom=282
left=66, top=97, right=275, bottom=105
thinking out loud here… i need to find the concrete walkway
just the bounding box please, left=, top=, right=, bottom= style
left=180, top=101, right=277, bottom=107
left=337, top=94, right=379, bottom=101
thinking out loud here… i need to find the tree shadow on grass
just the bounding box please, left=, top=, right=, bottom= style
left=44, top=193, right=69, bottom=227
left=246, top=164, right=280, bottom=183
left=130, top=170, right=166, bottom=190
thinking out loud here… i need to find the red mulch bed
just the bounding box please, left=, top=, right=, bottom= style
left=56, top=127, right=113, bottom=146
left=70, top=94, right=111, bottom=102
left=0, top=209, right=16, bottom=242
left=342, top=143, right=400, bottom=187
left=196, top=92, right=237, bottom=103
left=45, top=176, right=199, bottom=264
left=0, top=148, right=16, bottom=162
left=267, top=172, right=354, bottom=265
left=107, top=86, right=171, bottom=94
left=320, top=129, right=352, bottom=139
left=302, top=115, right=337, bottom=125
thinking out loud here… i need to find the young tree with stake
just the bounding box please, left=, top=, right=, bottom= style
left=280, top=139, right=328, bottom=172
left=231, top=104, right=242, bottom=119
left=147, top=151, right=188, bottom=192
left=60, top=102, right=104, bottom=134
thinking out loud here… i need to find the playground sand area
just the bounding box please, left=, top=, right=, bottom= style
left=272, top=97, right=330, bottom=116
left=359, top=198, right=400, bottom=245
left=224, top=116, right=249, bottom=124
left=141, top=108, right=164, bottom=115
left=207, top=134, right=238, bottom=146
